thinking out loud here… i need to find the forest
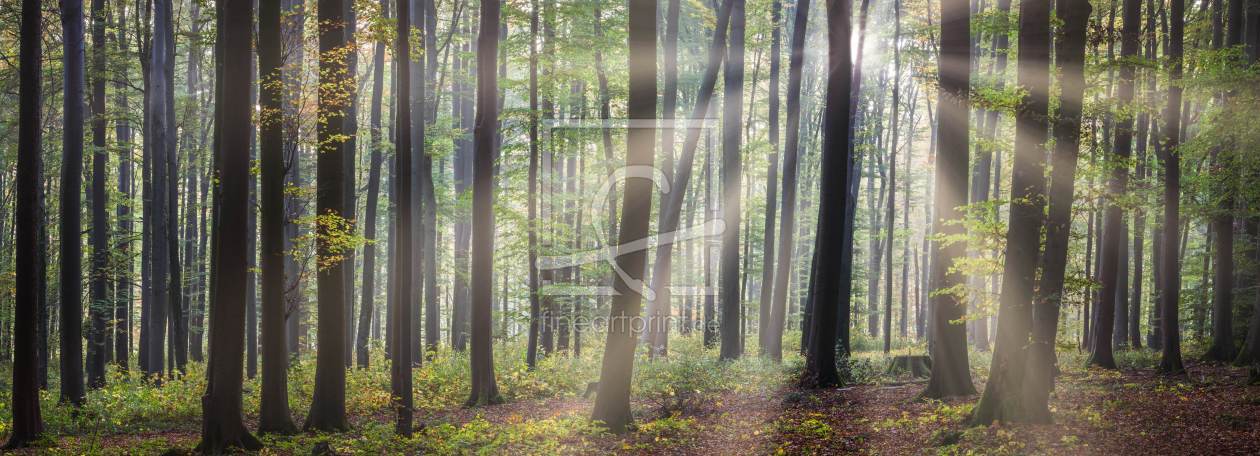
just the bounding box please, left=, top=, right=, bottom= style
left=1, top=0, right=1260, bottom=452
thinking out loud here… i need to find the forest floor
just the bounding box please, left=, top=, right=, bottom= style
left=5, top=343, right=1260, bottom=455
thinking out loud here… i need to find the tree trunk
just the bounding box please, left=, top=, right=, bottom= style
left=1158, top=0, right=1186, bottom=376
left=257, top=0, right=299, bottom=434
left=358, top=0, right=390, bottom=369
left=1093, top=0, right=1142, bottom=368
left=921, top=0, right=976, bottom=400
left=647, top=0, right=681, bottom=358
left=61, top=0, right=88, bottom=405
left=971, top=0, right=1053, bottom=423
left=801, top=0, right=852, bottom=389
left=590, top=0, right=655, bottom=431
left=766, top=0, right=809, bottom=361
left=756, top=0, right=782, bottom=356
left=304, top=0, right=351, bottom=431
left=7, top=0, right=46, bottom=445
left=1023, top=0, right=1090, bottom=417
left=198, top=1, right=264, bottom=451
left=467, top=0, right=503, bottom=405
left=342, top=0, right=360, bottom=369
left=525, top=0, right=542, bottom=369
left=391, top=0, right=416, bottom=433
left=86, top=0, right=110, bottom=388
left=718, top=0, right=746, bottom=361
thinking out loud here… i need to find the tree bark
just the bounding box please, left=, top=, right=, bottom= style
left=801, top=0, right=852, bottom=389
left=7, top=0, right=46, bottom=445
left=921, top=0, right=976, bottom=400
left=358, top=0, right=390, bottom=369
left=766, top=0, right=809, bottom=361
left=257, top=0, right=299, bottom=435
left=590, top=0, right=656, bottom=432
left=303, top=0, right=352, bottom=432
left=200, top=0, right=264, bottom=450
left=392, top=0, right=416, bottom=433
left=61, top=0, right=88, bottom=405
left=467, top=0, right=503, bottom=405
left=718, top=0, right=746, bottom=361
left=1158, top=0, right=1186, bottom=376
left=971, top=0, right=1053, bottom=423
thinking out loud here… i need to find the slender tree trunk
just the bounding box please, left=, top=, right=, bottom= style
left=766, top=0, right=809, bottom=361
left=358, top=0, right=390, bottom=368
left=647, top=0, right=681, bottom=358
left=198, top=1, right=263, bottom=450
left=525, top=0, right=542, bottom=369
left=61, top=0, right=88, bottom=405
left=1093, top=0, right=1142, bottom=368
left=342, top=0, right=360, bottom=368
left=801, top=0, right=853, bottom=389
left=467, top=0, right=503, bottom=405
left=7, top=0, right=46, bottom=445
left=718, top=0, right=746, bottom=361
left=756, top=0, right=782, bottom=356
left=1158, top=0, right=1186, bottom=376
left=1023, top=0, right=1090, bottom=415
left=391, top=0, right=416, bottom=433
left=591, top=0, right=656, bottom=431
left=921, top=0, right=976, bottom=400
left=258, top=0, right=298, bottom=434
left=86, top=0, right=110, bottom=388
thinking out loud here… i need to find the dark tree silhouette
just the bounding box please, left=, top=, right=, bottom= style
left=6, top=0, right=46, bottom=447
left=766, top=0, right=809, bottom=362
left=757, top=0, right=782, bottom=356
left=645, top=0, right=735, bottom=360
left=60, top=0, right=87, bottom=406
left=87, top=0, right=109, bottom=388
left=257, top=0, right=299, bottom=435
left=1024, top=0, right=1090, bottom=418
left=391, top=0, right=416, bottom=434
left=1158, top=0, right=1186, bottom=376
left=198, top=0, right=264, bottom=451
left=971, top=0, right=1053, bottom=424
left=921, top=0, right=976, bottom=400
left=358, top=0, right=390, bottom=369
left=646, top=0, right=682, bottom=358
left=467, top=0, right=503, bottom=406
left=801, top=0, right=852, bottom=389
left=526, top=0, right=542, bottom=370
left=1093, top=0, right=1142, bottom=369
left=718, top=0, right=746, bottom=361
left=590, top=0, right=655, bottom=432
left=304, top=0, right=352, bottom=432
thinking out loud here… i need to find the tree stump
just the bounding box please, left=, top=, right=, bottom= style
left=886, top=355, right=932, bottom=378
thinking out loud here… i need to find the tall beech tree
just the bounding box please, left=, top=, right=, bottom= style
left=87, top=0, right=109, bottom=388
left=526, top=0, right=542, bottom=370
left=757, top=0, right=782, bottom=355
left=6, top=0, right=45, bottom=447
left=766, top=0, right=809, bottom=361
left=921, top=0, right=976, bottom=400
left=645, top=0, right=736, bottom=360
left=591, top=0, right=655, bottom=432
left=971, top=0, right=1053, bottom=423
left=801, top=0, right=852, bottom=388
left=467, top=0, right=503, bottom=406
left=358, top=0, right=390, bottom=369
left=718, top=0, right=746, bottom=361
left=1092, top=0, right=1142, bottom=369
left=392, top=0, right=416, bottom=434
left=257, top=0, right=299, bottom=435
left=198, top=0, right=263, bottom=451
left=305, top=0, right=352, bottom=432
left=61, top=0, right=87, bottom=406
left=1024, top=0, right=1090, bottom=417
left=1158, top=0, right=1186, bottom=376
